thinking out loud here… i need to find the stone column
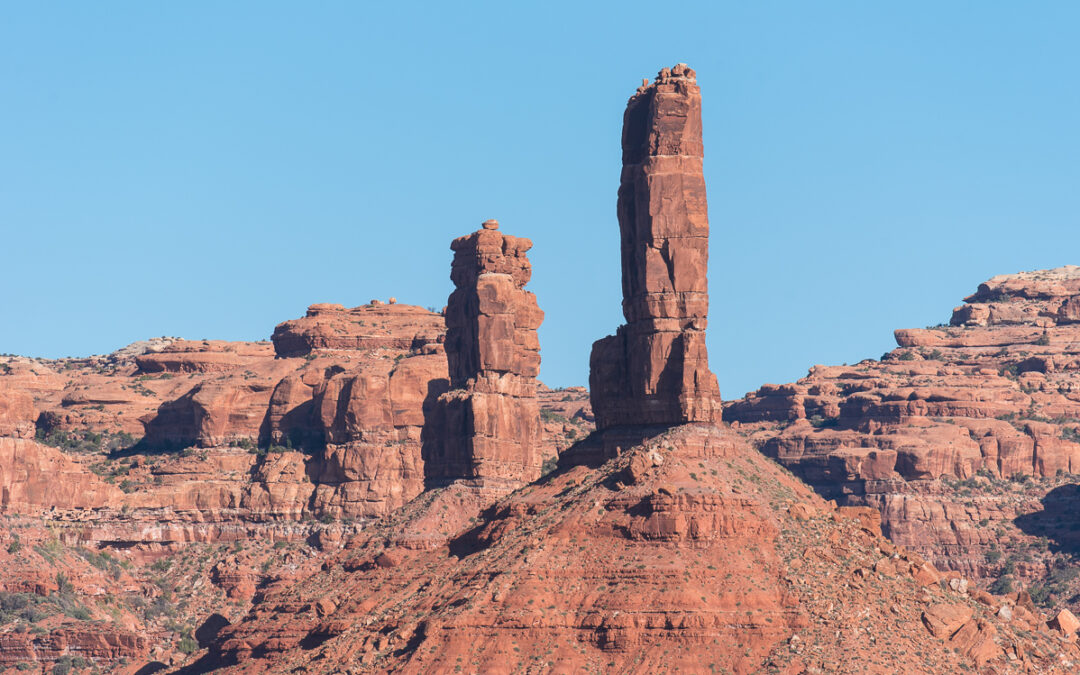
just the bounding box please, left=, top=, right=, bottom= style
left=427, top=220, right=545, bottom=487
left=590, top=64, right=722, bottom=431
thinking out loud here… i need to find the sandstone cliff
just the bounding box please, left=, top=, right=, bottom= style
left=727, top=265, right=1080, bottom=612
left=197, top=425, right=1076, bottom=673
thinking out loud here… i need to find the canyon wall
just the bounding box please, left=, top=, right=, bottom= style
left=727, top=265, right=1080, bottom=608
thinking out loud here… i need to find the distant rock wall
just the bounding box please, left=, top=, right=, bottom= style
left=726, top=265, right=1080, bottom=595
left=270, top=303, right=444, bottom=358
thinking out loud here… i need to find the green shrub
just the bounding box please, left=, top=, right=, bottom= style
left=21, top=605, right=49, bottom=623
left=541, top=456, right=558, bottom=477
left=52, top=656, right=75, bottom=675
left=539, top=409, right=567, bottom=423
left=55, top=572, right=73, bottom=596
left=178, top=634, right=199, bottom=654
left=989, top=575, right=1014, bottom=595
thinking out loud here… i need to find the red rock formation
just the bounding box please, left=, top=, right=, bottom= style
left=727, top=265, right=1080, bottom=611
left=139, top=373, right=288, bottom=448
left=207, top=425, right=1078, bottom=673
left=0, top=438, right=122, bottom=511
left=0, top=387, right=35, bottom=439
left=426, top=220, right=545, bottom=487
left=590, top=64, right=721, bottom=432
left=307, top=352, right=449, bottom=518
left=135, top=340, right=274, bottom=374
left=271, top=303, right=443, bottom=357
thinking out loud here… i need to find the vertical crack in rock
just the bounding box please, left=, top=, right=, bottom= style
left=426, top=219, right=545, bottom=490
left=589, top=63, right=722, bottom=436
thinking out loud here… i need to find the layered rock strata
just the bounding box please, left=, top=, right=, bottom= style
left=271, top=302, right=444, bottom=358
left=726, top=266, right=1080, bottom=610
left=205, top=425, right=1078, bottom=674
left=590, top=64, right=721, bottom=433
left=426, top=219, right=545, bottom=487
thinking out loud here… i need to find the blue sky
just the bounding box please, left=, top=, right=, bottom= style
left=2, top=2, right=1078, bottom=398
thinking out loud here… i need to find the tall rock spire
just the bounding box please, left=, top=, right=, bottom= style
left=589, top=64, right=722, bottom=431
left=425, top=219, right=545, bottom=488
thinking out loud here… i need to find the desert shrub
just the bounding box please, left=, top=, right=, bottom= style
left=539, top=409, right=567, bottom=423
left=541, top=456, right=558, bottom=477
left=179, top=634, right=199, bottom=654
left=0, top=593, right=31, bottom=612
left=35, top=429, right=138, bottom=454
left=808, top=415, right=839, bottom=429
left=20, top=604, right=49, bottom=623
left=55, top=573, right=73, bottom=596
left=989, top=575, right=1014, bottom=595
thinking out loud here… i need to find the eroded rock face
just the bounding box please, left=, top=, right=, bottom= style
left=207, top=425, right=1077, bottom=673
left=307, top=352, right=449, bottom=518
left=271, top=303, right=444, bottom=357
left=0, top=387, right=35, bottom=439
left=590, top=64, right=721, bottom=432
left=135, top=340, right=275, bottom=374
left=426, top=220, right=545, bottom=487
left=0, top=438, right=122, bottom=511
left=727, top=266, right=1080, bottom=609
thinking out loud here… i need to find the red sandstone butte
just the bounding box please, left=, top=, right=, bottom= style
left=590, top=63, right=722, bottom=432
left=426, top=219, right=546, bottom=488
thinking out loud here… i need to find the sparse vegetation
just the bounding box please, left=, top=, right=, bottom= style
left=35, top=428, right=138, bottom=455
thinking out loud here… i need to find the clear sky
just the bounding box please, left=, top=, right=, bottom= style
left=2, top=2, right=1078, bottom=398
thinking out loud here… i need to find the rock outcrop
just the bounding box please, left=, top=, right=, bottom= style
left=206, top=424, right=1078, bottom=674
left=425, top=220, right=546, bottom=488
left=305, top=351, right=449, bottom=518
left=727, top=266, right=1080, bottom=611
left=135, top=340, right=275, bottom=374
left=0, top=387, right=35, bottom=439
left=271, top=303, right=444, bottom=357
left=589, top=64, right=721, bottom=433
left=0, top=438, right=122, bottom=511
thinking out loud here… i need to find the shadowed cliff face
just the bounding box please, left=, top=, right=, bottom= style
left=726, top=265, right=1080, bottom=611
left=1015, top=483, right=1080, bottom=556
